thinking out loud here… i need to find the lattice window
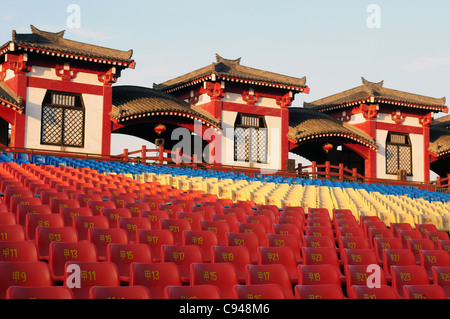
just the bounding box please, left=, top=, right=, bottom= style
left=386, top=132, right=412, bottom=175
left=234, top=114, right=267, bottom=164
left=41, top=91, right=85, bottom=147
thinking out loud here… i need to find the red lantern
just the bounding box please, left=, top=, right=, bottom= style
left=154, top=124, right=166, bottom=135
left=322, top=143, right=333, bottom=153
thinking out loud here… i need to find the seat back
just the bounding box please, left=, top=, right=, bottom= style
left=0, top=240, right=39, bottom=262
left=382, top=249, right=416, bottom=279
left=0, top=261, right=52, bottom=298
left=301, top=247, right=341, bottom=272
left=119, top=217, right=152, bottom=243
left=212, top=245, right=252, bottom=284
left=391, top=265, right=430, bottom=298
left=60, top=207, right=93, bottom=226
left=129, top=262, right=182, bottom=299
left=298, top=264, right=342, bottom=286
left=141, top=210, right=169, bottom=229
left=257, top=246, right=298, bottom=282
left=238, top=222, right=268, bottom=247
left=267, top=233, right=302, bottom=264
left=101, top=208, right=132, bottom=228
left=190, top=263, right=239, bottom=299
left=73, top=215, right=110, bottom=240
left=227, top=232, right=260, bottom=264
left=25, top=213, right=64, bottom=240
left=87, top=227, right=128, bottom=261
left=344, top=264, right=387, bottom=293
left=245, top=264, right=294, bottom=299
left=341, top=248, right=378, bottom=267
left=48, top=241, right=98, bottom=281
left=136, top=229, right=174, bottom=262
left=348, top=285, right=399, bottom=299
left=160, top=218, right=192, bottom=245
left=419, top=250, right=450, bottom=279
left=406, top=238, right=436, bottom=263
left=200, top=220, right=230, bottom=246
left=0, top=224, right=26, bottom=241
left=161, top=244, right=203, bottom=283
left=36, top=226, right=78, bottom=260
left=106, top=243, right=153, bottom=282
left=182, top=230, right=218, bottom=263
left=64, top=261, right=120, bottom=299
left=374, top=237, right=403, bottom=264
left=403, top=284, right=447, bottom=299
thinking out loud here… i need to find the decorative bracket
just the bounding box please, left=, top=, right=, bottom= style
left=98, top=67, right=120, bottom=85
left=419, top=114, right=433, bottom=127
left=200, top=82, right=224, bottom=100
left=391, top=111, right=406, bottom=124
left=55, top=63, right=78, bottom=81
left=360, top=104, right=378, bottom=120
left=242, top=91, right=260, bottom=105
left=276, top=93, right=292, bottom=108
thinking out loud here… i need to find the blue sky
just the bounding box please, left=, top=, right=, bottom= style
left=1, top=0, right=450, bottom=155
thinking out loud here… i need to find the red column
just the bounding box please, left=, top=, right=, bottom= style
left=101, top=85, right=112, bottom=155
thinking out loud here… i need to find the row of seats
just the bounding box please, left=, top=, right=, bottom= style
left=0, top=161, right=448, bottom=299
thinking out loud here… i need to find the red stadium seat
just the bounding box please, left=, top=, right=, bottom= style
left=303, top=235, right=336, bottom=251
left=40, top=191, right=69, bottom=205
left=73, top=215, right=110, bottom=240
left=348, top=285, right=399, bottom=299
left=75, top=193, right=103, bottom=207
left=10, top=196, right=41, bottom=216
left=160, top=218, right=192, bottom=245
left=425, top=231, right=450, bottom=249
left=129, top=262, right=182, bottom=299
left=238, top=222, right=268, bottom=247
left=110, top=194, right=135, bottom=208
left=390, top=223, right=413, bottom=237
left=136, top=229, right=174, bottom=262
left=431, top=266, right=450, bottom=298
left=64, top=261, right=120, bottom=299
left=177, top=212, right=205, bottom=231
left=374, top=237, right=403, bottom=265
left=49, top=198, right=80, bottom=215
left=276, top=217, right=304, bottom=235
left=87, top=227, right=128, bottom=261
left=212, top=245, right=252, bottom=284
left=0, top=261, right=53, bottom=298
left=366, top=222, right=391, bottom=244
left=141, top=210, right=170, bottom=229
left=87, top=200, right=116, bottom=216
left=301, top=247, right=345, bottom=281
left=6, top=286, right=74, bottom=299
left=233, top=283, right=286, bottom=299
left=192, top=206, right=215, bottom=221
left=212, top=213, right=239, bottom=233
left=182, top=230, right=218, bottom=263
left=246, top=215, right=274, bottom=233
left=341, top=248, right=378, bottom=267
left=398, top=229, right=422, bottom=248
left=391, top=265, right=430, bottom=298
left=227, top=232, right=260, bottom=264
left=245, top=264, right=295, bottom=299
left=438, top=240, right=450, bottom=253
left=101, top=208, right=132, bottom=228
left=17, top=204, right=50, bottom=228
left=338, top=236, right=371, bottom=257
left=36, top=226, right=79, bottom=260
left=60, top=206, right=93, bottom=226
left=161, top=245, right=203, bottom=283
left=119, top=216, right=152, bottom=243
left=190, top=262, right=239, bottom=299
left=382, top=249, right=416, bottom=281
left=4, top=187, right=33, bottom=208
left=294, top=284, right=346, bottom=299
left=416, top=224, right=438, bottom=238
left=48, top=241, right=98, bottom=281
left=419, top=250, right=450, bottom=281
left=257, top=246, right=298, bottom=283
left=267, top=233, right=302, bottom=264
left=344, top=264, right=387, bottom=294
left=335, top=226, right=365, bottom=239
left=298, top=264, right=342, bottom=287
left=306, top=218, right=333, bottom=228
left=403, top=284, right=447, bottom=299
left=159, top=204, right=184, bottom=219
left=305, top=226, right=335, bottom=242
left=124, top=202, right=151, bottom=217
left=89, top=286, right=151, bottom=299
left=25, top=213, right=64, bottom=241
left=406, top=238, right=436, bottom=264
left=0, top=240, right=39, bottom=262
left=106, top=243, right=153, bottom=282
left=0, top=224, right=26, bottom=241
left=200, top=220, right=231, bottom=246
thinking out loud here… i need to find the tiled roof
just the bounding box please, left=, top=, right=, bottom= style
left=111, top=85, right=221, bottom=128
left=429, top=126, right=450, bottom=157
left=431, top=114, right=450, bottom=129
left=154, top=54, right=308, bottom=93
left=0, top=82, right=22, bottom=112
left=304, top=77, right=447, bottom=112
left=288, top=107, right=378, bottom=150
left=3, top=25, right=134, bottom=65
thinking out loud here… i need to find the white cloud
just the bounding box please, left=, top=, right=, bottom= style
left=398, top=55, right=450, bottom=71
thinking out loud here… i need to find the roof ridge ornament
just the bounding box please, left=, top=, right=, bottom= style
left=215, top=54, right=241, bottom=65
left=30, top=25, right=66, bottom=38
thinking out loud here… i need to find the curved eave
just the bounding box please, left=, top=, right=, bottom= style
left=111, top=111, right=221, bottom=134
left=316, top=97, right=447, bottom=113
left=290, top=131, right=378, bottom=151
left=14, top=44, right=135, bottom=68
left=161, top=74, right=309, bottom=94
